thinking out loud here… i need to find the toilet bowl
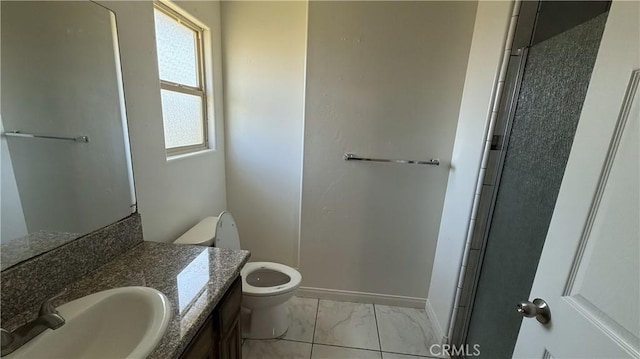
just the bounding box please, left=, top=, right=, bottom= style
left=242, top=262, right=302, bottom=338
left=174, top=211, right=302, bottom=339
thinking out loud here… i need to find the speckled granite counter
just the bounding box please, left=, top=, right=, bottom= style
left=1, top=231, right=81, bottom=270
left=31, top=242, right=249, bottom=359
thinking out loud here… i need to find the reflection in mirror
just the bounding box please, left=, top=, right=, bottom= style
left=1, top=1, right=135, bottom=270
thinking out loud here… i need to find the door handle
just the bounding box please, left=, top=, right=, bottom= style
left=517, top=298, right=551, bottom=324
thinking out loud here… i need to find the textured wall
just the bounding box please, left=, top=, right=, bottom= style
left=300, top=1, right=478, bottom=299
left=1, top=120, right=28, bottom=242
left=222, top=1, right=307, bottom=266
left=98, top=1, right=228, bottom=243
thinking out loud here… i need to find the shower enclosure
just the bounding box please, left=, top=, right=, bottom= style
left=450, top=1, right=612, bottom=357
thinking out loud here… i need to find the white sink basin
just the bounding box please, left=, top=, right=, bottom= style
left=6, top=287, right=171, bottom=359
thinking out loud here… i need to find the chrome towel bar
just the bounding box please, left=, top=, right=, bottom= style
left=344, top=153, right=439, bottom=166
left=3, top=131, right=89, bottom=143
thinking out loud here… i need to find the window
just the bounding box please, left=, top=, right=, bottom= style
left=154, top=2, right=208, bottom=155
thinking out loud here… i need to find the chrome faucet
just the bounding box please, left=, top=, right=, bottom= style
left=1, top=295, right=65, bottom=356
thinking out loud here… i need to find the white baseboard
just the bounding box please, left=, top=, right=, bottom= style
left=425, top=298, right=447, bottom=344
left=297, top=286, right=426, bottom=308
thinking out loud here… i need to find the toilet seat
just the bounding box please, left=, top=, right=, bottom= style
left=241, top=262, right=302, bottom=297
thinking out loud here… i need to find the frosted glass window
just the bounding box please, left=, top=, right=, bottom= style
left=160, top=90, right=204, bottom=149
left=154, top=8, right=199, bottom=87
left=154, top=2, right=208, bottom=155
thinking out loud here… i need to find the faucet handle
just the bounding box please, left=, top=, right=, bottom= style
left=38, top=290, right=66, bottom=316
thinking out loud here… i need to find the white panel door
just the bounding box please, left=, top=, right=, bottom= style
left=513, top=1, right=639, bottom=358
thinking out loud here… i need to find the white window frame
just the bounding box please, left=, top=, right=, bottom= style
left=154, top=1, right=209, bottom=156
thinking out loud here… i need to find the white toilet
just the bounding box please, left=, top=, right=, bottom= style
left=174, top=211, right=302, bottom=339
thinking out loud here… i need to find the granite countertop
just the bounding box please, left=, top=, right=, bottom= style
left=41, top=241, right=250, bottom=359
left=1, top=231, right=82, bottom=271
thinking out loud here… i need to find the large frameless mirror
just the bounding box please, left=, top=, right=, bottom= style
left=1, top=1, right=136, bottom=270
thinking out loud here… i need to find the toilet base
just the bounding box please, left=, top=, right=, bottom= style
left=242, top=302, right=289, bottom=339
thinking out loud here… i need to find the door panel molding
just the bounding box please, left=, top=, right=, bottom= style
left=561, top=70, right=640, bottom=355
left=565, top=295, right=638, bottom=355
left=564, top=69, right=640, bottom=297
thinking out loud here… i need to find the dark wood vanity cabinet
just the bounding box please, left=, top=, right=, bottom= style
left=180, top=277, right=242, bottom=359
left=216, top=277, right=242, bottom=359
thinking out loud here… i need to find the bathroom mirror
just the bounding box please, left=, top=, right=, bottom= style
left=0, top=1, right=135, bottom=270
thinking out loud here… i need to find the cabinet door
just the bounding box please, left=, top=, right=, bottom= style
left=220, top=317, right=242, bottom=359
left=214, top=277, right=242, bottom=359
left=180, top=316, right=217, bottom=359
left=181, top=277, right=243, bottom=359
left=217, top=278, right=242, bottom=336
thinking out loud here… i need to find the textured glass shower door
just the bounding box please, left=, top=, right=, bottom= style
left=464, top=8, right=610, bottom=359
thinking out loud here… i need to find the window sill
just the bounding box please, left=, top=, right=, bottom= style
left=166, top=148, right=215, bottom=162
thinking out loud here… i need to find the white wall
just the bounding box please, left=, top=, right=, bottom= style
left=0, top=120, right=28, bottom=243
left=299, top=1, right=478, bottom=300
left=99, top=0, right=228, bottom=243
left=427, top=0, right=512, bottom=335
left=1, top=1, right=133, bottom=237
left=221, top=1, right=308, bottom=266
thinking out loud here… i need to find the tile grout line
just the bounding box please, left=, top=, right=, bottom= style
left=268, top=338, right=312, bottom=345
left=309, top=298, right=320, bottom=359
left=275, top=338, right=437, bottom=359
left=372, top=304, right=383, bottom=352
left=381, top=348, right=439, bottom=359
left=245, top=299, right=440, bottom=359
left=306, top=341, right=385, bottom=355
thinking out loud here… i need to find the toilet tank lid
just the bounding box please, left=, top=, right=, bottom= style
left=174, top=216, right=219, bottom=246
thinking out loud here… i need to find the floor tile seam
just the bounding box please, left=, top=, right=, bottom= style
left=243, top=338, right=313, bottom=345
left=381, top=348, right=441, bottom=359
left=310, top=298, right=321, bottom=359
left=246, top=298, right=440, bottom=359
left=310, top=340, right=383, bottom=352
left=373, top=303, right=383, bottom=351
left=244, top=339, right=438, bottom=359
left=373, top=304, right=441, bottom=358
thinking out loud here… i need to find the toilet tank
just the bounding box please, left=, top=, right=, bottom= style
left=174, top=216, right=218, bottom=246
left=173, top=212, right=241, bottom=250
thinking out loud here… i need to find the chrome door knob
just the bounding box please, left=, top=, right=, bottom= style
left=517, top=298, right=551, bottom=324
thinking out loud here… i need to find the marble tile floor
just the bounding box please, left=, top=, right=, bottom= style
left=243, top=297, right=445, bottom=359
